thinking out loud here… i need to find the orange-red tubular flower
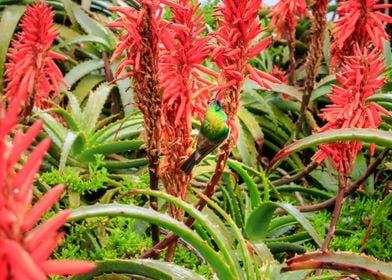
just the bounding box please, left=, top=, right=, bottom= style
left=4, top=0, right=67, bottom=114
left=313, top=46, right=391, bottom=174
left=159, top=0, right=212, bottom=220
left=330, top=0, right=392, bottom=67
left=0, top=98, right=95, bottom=278
left=212, top=0, right=280, bottom=140
left=269, top=0, right=308, bottom=39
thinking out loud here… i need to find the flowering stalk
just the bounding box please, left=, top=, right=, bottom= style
left=312, top=46, right=390, bottom=251
left=139, top=0, right=280, bottom=260
left=4, top=0, right=67, bottom=118
left=158, top=0, right=213, bottom=260
left=295, top=0, right=328, bottom=135
left=0, top=97, right=95, bottom=278
left=108, top=0, right=163, bottom=245
left=330, top=0, right=392, bottom=67
left=270, top=0, right=308, bottom=84
left=208, top=0, right=279, bottom=196
left=159, top=0, right=211, bottom=221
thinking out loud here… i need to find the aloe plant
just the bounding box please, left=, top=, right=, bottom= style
left=36, top=83, right=146, bottom=172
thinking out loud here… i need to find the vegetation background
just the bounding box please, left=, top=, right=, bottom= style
left=0, top=0, right=391, bottom=279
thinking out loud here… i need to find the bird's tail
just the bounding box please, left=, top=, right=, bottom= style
left=181, top=151, right=198, bottom=175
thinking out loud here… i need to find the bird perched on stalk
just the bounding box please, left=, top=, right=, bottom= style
left=181, top=93, right=229, bottom=175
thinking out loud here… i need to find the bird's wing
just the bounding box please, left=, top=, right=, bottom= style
left=195, top=135, right=224, bottom=161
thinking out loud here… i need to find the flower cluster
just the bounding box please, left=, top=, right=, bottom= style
left=330, top=0, right=392, bottom=66
left=159, top=0, right=212, bottom=219
left=5, top=0, right=67, bottom=114
left=269, top=0, right=308, bottom=39
left=212, top=0, right=280, bottom=139
left=0, top=98, right=95, bottom=278
left=313, top=46, right=390, bottom=174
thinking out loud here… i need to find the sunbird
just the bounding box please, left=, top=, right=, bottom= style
left=181, top=95, right=229, bottom=175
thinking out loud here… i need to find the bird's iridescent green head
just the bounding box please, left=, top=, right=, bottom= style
left=205, top=100, right=227, bottom=121
left=200, top=100, right=229, bottom=142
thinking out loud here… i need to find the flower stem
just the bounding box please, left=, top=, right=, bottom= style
left=287, top=29, right=296, bottom=85
left=321, top=173, right=347, bottom=252
left=140, top=140, right=233, bottom=259
left=294, top=0, right=328, bottom=137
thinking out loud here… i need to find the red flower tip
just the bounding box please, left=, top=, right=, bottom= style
left=41, top=259, right=96, bottom=275
left=269, top=0, right=308, bottom=39
left=330, top=0, right=392, bottom=66
left=4, top=0, right=67, bottom=110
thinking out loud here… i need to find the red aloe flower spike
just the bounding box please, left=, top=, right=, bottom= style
left=313, top=45, right=390, bottom=175
left=313, top=46, right=391, bottom=253
left=211, top=0, right=276, bottom=142
left=109, top=0, right=164, bottom=245
left=0, top=98, right=95, bottom=277
left=330, top=0, right=392, bottom=67
left=4, top=0, right=67, bottom=117
left=159, top=0, right=213, bottom=224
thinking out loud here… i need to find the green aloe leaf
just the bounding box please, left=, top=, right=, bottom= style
left=68, top=204, right=235, bottom=280
left=90, top=117, right=143, bottom=144
left=37, top=110, right=68, bottom=148
left=0, top=5, right=25, bottom=89
left=66, top=91, right=83, bottom=122
left=284, top=252, right=392, bottom=279
left=59, top=131, right=78, bottom=174
left=101, top=158, right=148, bottom=169
left=81, top=83, right=113, bottom=133
left=268, top=82, right=303, bottom=102
left=245, top=201, right=277, bottom=240
left=246, top=202, right=322, bottom=247
left=236, top=118, right=258, bottom=168
left=238, top=107, right=264, bottom=150
left=241, top=90, right=276, bottom=123
left=132, top=189, right=243, bottom=279
left=72, top=75, right=105, bottom=103
left=59, top=35, right=110, bottom=49
left=367, top=93, right=392, bottom=103
left=227, top=160, right=261, bottom=211
left=77, top=140, right=144, bottom=161
left=111, top=60, right=136, bottom=116
left=267, top=242, right=307, bottom=255
left=72, top=259, right=205, bottom=280
left=71, top=3, right=115, bottom=49
left=63, top=59, right=105, bottom=88
left=270, top=128, right=392, bottom=169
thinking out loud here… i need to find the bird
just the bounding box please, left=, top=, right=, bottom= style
left=181, top=95, right=229, bottom=175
